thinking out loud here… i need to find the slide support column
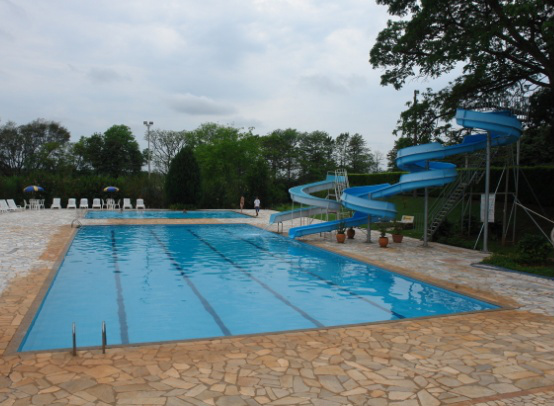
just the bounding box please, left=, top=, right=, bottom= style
left=423, top=160, right=430, bottom=247
left=483, top=132, right=491, bottom=253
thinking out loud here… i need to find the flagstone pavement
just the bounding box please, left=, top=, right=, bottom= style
left=0, top=209, right=552, bottom=405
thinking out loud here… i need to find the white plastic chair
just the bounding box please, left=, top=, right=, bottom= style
left=122, top=198, right=133, bottom=209
left=92, top=198, right=102, bottom=209
left=7, top=199, right=22, bottom=211
left=67, top=198, right=77, bottom=209
left=0, top=200, right=9, bottom=213
left=51, top=198, right=62, bottom=209
left=79, top=198, right=89, bottom=209
left=136, top=199, right=145, bottom=209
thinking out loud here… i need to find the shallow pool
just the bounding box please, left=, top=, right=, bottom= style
left=20, top=224, right=497, bottom=351
left=85, top=210, right=249, bottom=219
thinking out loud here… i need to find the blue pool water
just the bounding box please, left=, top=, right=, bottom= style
left=20, top=224, right=497, bottom=352
left=85, top=210, right=249, bottom=219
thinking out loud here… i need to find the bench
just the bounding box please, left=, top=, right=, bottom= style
left=399, top=215, right=415, bottom=229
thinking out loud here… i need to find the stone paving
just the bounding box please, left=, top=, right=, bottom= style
left=0, top=209, right=553, bottom=405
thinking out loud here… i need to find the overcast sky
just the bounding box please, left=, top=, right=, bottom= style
left=0, top=0, right=448, bottom=159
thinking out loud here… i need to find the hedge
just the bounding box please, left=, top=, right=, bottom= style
left=0, top=173, right=166, bottom=209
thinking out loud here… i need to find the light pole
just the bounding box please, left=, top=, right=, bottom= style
left=143, top=121, right=153, bottom=177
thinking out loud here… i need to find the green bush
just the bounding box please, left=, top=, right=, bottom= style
left=516, top=234, right=552, bottom=264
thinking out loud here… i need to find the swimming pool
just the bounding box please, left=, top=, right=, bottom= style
left=85, top=210, right=249, bottom=219
left=20, top=224, right=497, bottom=352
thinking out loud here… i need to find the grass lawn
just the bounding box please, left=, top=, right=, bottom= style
left=272, top=194, right=554, bottom=278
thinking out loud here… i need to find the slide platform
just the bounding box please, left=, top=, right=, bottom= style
left=285, top=109, right=522, bottom=239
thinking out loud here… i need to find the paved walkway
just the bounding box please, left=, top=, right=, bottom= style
left=0, top=209, right=553, bottom=405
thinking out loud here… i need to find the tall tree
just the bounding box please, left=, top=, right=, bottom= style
left=297, top=131, right=335, bottom=182
left=72, top=125, right=144, bottom=176
left=260, top=129, right=300, bottom=182
left=347, top=134, right=376, bottom=173
left=145, top=129, right=189, bottom=175
left=370, top=0, right=552, bottom=104
left=334, top=133, right=350, bottom=169
left=165, top=146, right=201, bottom=207
left=193, top=123, right=264, bottom=208
left=0, top=119, right=70, bottom=175
left=371, top=0, right=554, bottom=168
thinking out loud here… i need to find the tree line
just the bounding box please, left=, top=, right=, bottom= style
left=0, top=119, right=381, bottom=208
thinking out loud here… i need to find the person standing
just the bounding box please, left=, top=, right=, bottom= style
left=240, top=195, right=245, bottom=212
left=254, top=197, right=261, bottom=216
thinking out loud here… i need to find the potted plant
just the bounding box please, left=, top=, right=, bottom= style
left=336, top=220, right=347, bottom=243
left=377, top=222, right=389, bottom=248
left=391, top=220, right=404, bottom=243
left=347, top=226, right=355, bottom=239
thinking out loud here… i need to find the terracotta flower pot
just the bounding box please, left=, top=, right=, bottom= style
left=347, top=228, right=355, bottom=239
left=378, top=236, right=389, bottom=248
left=392, top=234, right=403, bottom=243
left=336, top=233, right=346, bottom=243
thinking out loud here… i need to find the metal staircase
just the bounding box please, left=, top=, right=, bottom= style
left=424, top=150, right=497, bottom=240
left=333, top=169, right=350, bottom=219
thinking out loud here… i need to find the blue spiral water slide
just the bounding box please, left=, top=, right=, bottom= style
left=284, top=109, right=522, bottom=239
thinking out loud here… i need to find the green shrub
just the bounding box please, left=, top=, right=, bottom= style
left=516, top=234, right=552, bottom=264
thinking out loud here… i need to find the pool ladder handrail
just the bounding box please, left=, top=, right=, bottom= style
left=71, top=321, right=107, bottom=356
left=71, top=207, right=86, bottom=228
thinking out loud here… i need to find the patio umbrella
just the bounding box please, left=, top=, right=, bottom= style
left=103, top=186, right=120, bottom=192
left=23, top=185, right=44, bottom=192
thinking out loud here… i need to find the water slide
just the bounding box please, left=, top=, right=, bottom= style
left=286, top=109, right=522, bottom=239
left=269, top=175, right=340, bottom=225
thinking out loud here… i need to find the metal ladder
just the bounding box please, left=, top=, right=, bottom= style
left=333, top=169, right=350, bottom=220
left=424, top=150, right=497, bottom=240
left=71, top=207, right=86, bottom=228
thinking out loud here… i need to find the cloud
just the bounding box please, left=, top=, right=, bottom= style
left=298, top=74, right=368, bottom=95
left=169, top=93, right=237, bottom=116
left=86, top=67, right=129, bottom=84
left=0, top=0, right=456, bottom=159
left=299, top=74, right=349, bottom=94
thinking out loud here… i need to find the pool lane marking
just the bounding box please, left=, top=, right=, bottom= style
left=188, top=230, right=324, bottom=328
left=226, top=231, right=406, bottom=320
left=149, top=231, right=231, bottom=336
left=110, top=230, right=130, bottom=344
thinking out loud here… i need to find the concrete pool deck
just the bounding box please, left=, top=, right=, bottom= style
left=0, top=209, right=552, bottom=405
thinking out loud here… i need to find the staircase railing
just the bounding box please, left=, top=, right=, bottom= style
left=424, top=149, right=497, bottom=240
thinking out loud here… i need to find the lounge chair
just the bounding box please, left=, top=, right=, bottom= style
left=51, top=198, right=62, bottom=209
left=122, top=198, right=133, bottom=210
left=79, top=198, right=89, bottom=209
left=0, top=200, right=9, bottom=213
left=67, top=198, right=77, bottom=209
left=7, top=199, right=22, bottom=211
left=92, top=198, right=102, bottom=209
left=136, top=199, right=145, bottom=209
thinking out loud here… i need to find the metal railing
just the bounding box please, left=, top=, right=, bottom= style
left=72, top=321, right=107, bottom=356
left=424, top=149, right=498, bottom=240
